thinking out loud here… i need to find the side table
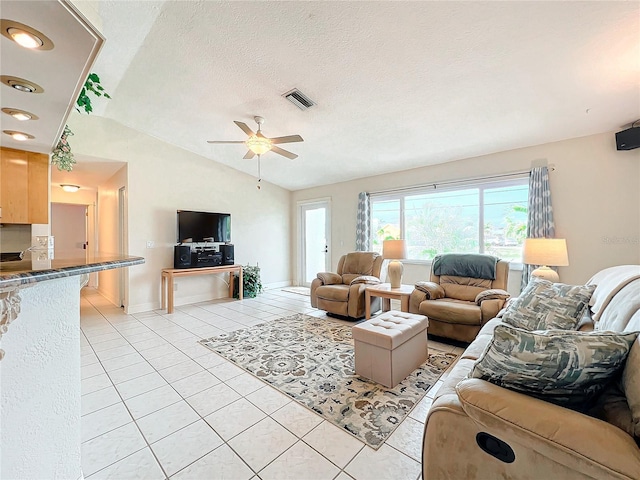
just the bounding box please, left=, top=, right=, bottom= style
left=364, top=283, right=414, bottom=319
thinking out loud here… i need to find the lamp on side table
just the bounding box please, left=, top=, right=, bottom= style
left=383, top=239, right=407, bottom=288
left=523, top=238, right=569, bottom=283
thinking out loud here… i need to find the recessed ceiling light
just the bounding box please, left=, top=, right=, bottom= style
left=3, top=130, right=34, bottom=141
left=1, top=108, right=38, bottom=121
left=12, top=83, right=33, bottom=92
left=1, top=20, right=54, bottom=50
left=7, top=27, right=43, bottom=49
left=12, top=112, right=31, bottom=120
left=0, top=76, right=44, bottom=93
left=61, top=184, right=80, bottom=193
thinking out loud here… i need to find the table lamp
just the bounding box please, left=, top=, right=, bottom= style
left=383, top=239, right=407, bottom=288
left=523, top=238, right=569, bottom=282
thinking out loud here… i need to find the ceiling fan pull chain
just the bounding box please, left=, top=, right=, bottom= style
left=257, top=154, right=262, bottom=190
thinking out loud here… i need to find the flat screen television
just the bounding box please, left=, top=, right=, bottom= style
left=177, top=210, right=231, bottom=243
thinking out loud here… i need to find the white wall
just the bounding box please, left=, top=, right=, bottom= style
left=291, top=132, right=640, bottom=288
left=51, top=204, right=87, bottom=252
left=0, top=276, right=82, bottom=480
left=69, top=115, right=292, bottom=313
left=51, top=187, right=99, bottom=287
left=97, top=165, right=128, bottom=307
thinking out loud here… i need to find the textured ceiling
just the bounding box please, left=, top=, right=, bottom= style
left=74, top=1, right=639, bottom=190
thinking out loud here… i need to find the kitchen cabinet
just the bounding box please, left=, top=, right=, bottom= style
left=0, top=147, right=49, bottom=224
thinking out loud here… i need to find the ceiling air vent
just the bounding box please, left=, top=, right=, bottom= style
left=282, top=88, right=315, bottom=110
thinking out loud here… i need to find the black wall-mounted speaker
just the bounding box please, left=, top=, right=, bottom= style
left=220, top=244, right=234, bottom=265
left=174, top=245, right=192, bottom=268
left=616, top=126, right=640, bottom=150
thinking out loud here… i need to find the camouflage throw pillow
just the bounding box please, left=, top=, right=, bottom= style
left=469, top=324, right=638, bottom=408
left=502, top=278, right=595, bottom=330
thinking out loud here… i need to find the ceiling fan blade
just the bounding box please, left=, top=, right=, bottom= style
left=271, top=146, right=298, bottom=160
left=234, top=121, right=255, bottom=136
left=270, top=134, right=304, bottom=145
left=207, top=140, right=245, bottom=144
left=243, top=150, right=256, bottom=159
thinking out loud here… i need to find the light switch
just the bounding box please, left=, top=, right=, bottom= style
left=146, top=241, right=154, bottom=248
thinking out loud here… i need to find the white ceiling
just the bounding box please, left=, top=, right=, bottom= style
left=9, top=1, right=640, bottom=191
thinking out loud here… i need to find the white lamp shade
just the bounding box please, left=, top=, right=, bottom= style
left=523, top=238, right=569, bottom=266
left=382, top=239, right=407, bottom=260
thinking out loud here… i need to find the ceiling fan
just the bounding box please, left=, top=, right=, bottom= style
left=207, top=116, right=303, bottom=160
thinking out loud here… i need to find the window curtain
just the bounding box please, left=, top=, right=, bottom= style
left=521, top=166, right=555, bottom=290
left=355, top=192, right=371, bottom=251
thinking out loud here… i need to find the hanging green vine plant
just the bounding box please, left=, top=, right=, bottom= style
left=51, top=73, right=111, bottom=172
left=76, top=73, right=111, bottom=114
left=50, top=125, right=76, bottom=172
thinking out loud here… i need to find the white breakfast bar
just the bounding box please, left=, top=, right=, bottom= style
left=0, top=252, right=144, bottom=480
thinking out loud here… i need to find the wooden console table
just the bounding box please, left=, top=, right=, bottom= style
left=161, top=265, right=243, bottom=314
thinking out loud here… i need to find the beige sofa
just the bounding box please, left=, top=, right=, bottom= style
left=423, top=265, right=640, bottom=480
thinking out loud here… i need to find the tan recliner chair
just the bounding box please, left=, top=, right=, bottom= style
left=409, top=254, right=510, bottom=343
left=311, top=252, right=384, bottom=319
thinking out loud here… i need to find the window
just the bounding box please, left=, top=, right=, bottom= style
left=371, top=179, right=528, bottom=262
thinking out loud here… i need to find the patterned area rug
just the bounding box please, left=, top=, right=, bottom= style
left=200, top=314, right=457, bottom=449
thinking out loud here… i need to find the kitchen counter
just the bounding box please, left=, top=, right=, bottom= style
left=0, top=251, right=145, bottom=288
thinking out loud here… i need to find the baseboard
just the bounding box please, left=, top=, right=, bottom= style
left=127, top=292, right=239, bottom=315
left=125, top=302, right=159, bottom=315
left=127, top=283, right=293, bottom=314
left=264, top=280, right=291, bottom=290
left=174, top=292, right=233, bottom=306
left=96, top=288, right=119, bottom=308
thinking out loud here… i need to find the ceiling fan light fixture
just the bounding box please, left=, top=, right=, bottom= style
left=246, top=135, right=272, bottom=155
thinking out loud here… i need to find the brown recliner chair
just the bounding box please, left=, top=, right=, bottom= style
left=409, top=254, right=510, bottom=343
left=311, top=252, right=384, bottom=319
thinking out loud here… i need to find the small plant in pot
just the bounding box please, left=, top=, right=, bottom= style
left=234, top=264, right=263, bottom=299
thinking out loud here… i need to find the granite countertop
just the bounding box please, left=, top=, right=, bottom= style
left=0, top=251, right=145, bottom=289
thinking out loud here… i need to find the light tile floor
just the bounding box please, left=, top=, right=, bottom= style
left=80, top=288, right=464, bottom=480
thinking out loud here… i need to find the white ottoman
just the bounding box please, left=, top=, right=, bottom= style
left=352, top=311, right=429, bottom=388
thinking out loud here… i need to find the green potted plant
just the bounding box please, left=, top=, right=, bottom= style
left=234, top=264, right=263, bottom=298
